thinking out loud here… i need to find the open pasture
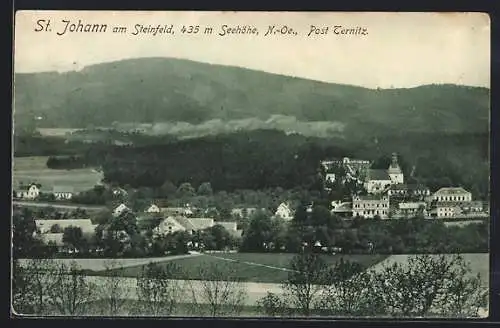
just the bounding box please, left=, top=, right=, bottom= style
left=94, top=252, right=388, bottom=283
left=13, top=156, right=103, bottom=193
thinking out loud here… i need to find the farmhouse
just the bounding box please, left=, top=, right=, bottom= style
left=274, top=202, right=294, bottom=221
left=352, top=195, right=390, bottom=219
left=14, top=183, right=41, bottom=200
left=145, top=203, right=161, bottom=213
left=153, top=216, right=188, bottom=236
left=112, top=203, right=130, bottom=217
left=52, top=186, right=74, bottom=200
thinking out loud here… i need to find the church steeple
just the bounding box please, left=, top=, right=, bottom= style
left=390, top=152, right=399, bottom=169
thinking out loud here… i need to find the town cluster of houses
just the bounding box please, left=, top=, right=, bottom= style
left=320, top=153, right=489, bottom=220
left=33, top=202, right=244, bottom=250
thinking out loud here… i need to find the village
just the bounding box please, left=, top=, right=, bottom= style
left=12, top=151, right=489, bottom=255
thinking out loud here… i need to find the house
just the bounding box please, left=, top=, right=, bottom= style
left=153, top=216, right=188, bottom=236
left=145, top=204, right=161, bottom=213
left=275, top=202, right=294, bottom=221
left=432, top=187, right=472, bottom=203
left=433, top=202, right=463, bottom=218
left=160, top=207, right=194, bottom=216
left=352, top=195, right=390, bottom=219
left=364, top=169, right=393, bottom=194
left=387, top=184, right=431, bottom=198
left=53, top=186, right=74, bottom=200
left=231, top=207, right=261, bottom=219
left=216, top=221, right=238, bottom=232
left=397, top=202, right=427, bottom=218
left=34, top=219, right=97, bottom=235
left=112, top=203, right=130, bottom=217
left=325, top=173, right=336, bottom=183
left=112, top=187, right=128, bottom=197
left=14, top=183, right=40, bottom=200
left=331, top=201, right=353, bottom=217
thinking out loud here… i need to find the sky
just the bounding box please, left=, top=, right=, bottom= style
left=14, top=11, right=490, bottom=89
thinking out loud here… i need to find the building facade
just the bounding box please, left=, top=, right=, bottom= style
left=352, top=195, right=390, bottom=219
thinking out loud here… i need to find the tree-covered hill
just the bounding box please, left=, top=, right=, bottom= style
left=14, top=57, right=489, bottom=139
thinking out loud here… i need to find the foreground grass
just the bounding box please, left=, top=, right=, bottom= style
left=92, top=253, right=388, bottom=283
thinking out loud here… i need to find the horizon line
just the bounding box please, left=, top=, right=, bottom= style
left=13, top=56, right=491, bottom=91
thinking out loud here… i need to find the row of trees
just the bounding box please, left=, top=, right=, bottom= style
left=259, top=252, right=487, bottom=318
left=240, top=209, right=489, bottom=254
left=13, top=252, right=487, bottom=318
left=12, top=259, right=246, bottom=317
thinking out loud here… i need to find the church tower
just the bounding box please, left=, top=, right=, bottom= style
left=387, top=152, right=404, bottom=184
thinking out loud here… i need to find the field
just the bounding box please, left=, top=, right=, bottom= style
left=37, top=128, right=79, bottom=137
left=13, top=156, right=103, bottom=193
left=370, top=253, right=490, bottom=287
left=94, top=252, right=389, bottom=283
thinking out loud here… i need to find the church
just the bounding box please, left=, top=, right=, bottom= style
left=364, top=153, right=404, bottom=194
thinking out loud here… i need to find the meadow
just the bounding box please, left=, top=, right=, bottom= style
left=13, top=156, right=103, bottom=193
left=93, top=252, right=389, bottom=283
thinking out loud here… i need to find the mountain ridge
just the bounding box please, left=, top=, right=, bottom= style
left=14, top=57, right=490, bottom=139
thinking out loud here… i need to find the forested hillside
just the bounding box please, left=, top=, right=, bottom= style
left=14, top=57, right=489, bottom=139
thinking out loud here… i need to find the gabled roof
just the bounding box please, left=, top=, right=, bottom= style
left=367, top=169, right=391, bottom=181
left=389, top=183, right=430, bottom=191
left=174, top=216, right=197, bottom=230
left=216, top=221, right=238, bottom=231
left=187, top=218, right=215, bottom=230
left=434, top=187, right=470, bottom=195
left=332, top=202, right=352, bottom=212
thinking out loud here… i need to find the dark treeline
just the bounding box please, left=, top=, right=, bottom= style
left=19, top=129, right=489, bottom=199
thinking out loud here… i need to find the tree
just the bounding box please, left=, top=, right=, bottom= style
left=12, top=259, right=58, bottom=315
left=177, top=182, right=195, bottom=199
left=47, top=261, right=96, bottom=315
left=372, top=254, right=487, bottom=317
left=187, top=262, right=247, bottom=316
left=50, top=224, right=63, bottom=233
left=240, top=212, right=275, bottom=251
left=62, top=226, right=87, bottom=252
left=135, top=262, right=181, bottom=316
left=283, top=251, right=328, bottom=316
left=98, top=260, right=130, bottom=316
left=318, top=259, right=380, bottom=316
left=258, top=292, right=290, bottom=317
left=159, top=180, right=177, bottom=198
left=438, top=255, right=488, bottom=318
left=12, top=207, right=47, bottom=258
left=197, top=182, right=213, bottom=196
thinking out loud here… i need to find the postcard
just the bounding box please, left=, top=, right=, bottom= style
left=12, top=10, right=490, bottom=318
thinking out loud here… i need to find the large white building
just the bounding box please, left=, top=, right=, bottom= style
left=432, top=187, right=472, bottom=202
left=352, top=195, right=390, bottom=219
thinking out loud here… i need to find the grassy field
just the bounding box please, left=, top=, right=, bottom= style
left=95, top=253, right=388, bottom=283
left=370, top=253, right=490, bottom=287
left=13, top=156, right=103, bottom=193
